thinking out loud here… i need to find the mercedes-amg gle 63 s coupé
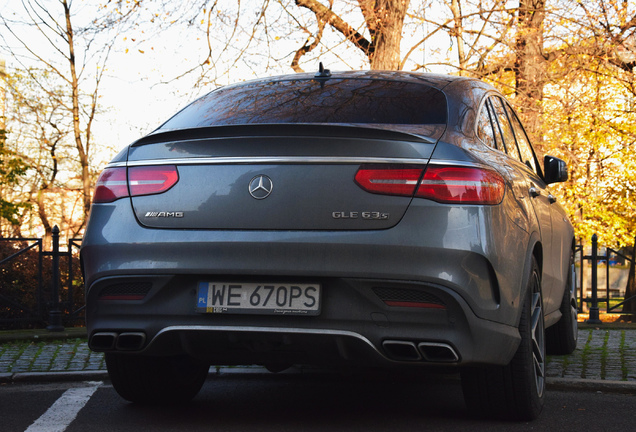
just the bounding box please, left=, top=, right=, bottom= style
left=82, top=69, right=577, bottom=420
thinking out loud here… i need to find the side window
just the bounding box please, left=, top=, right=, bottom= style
left=476, top=100, right=497, bottom=149
left=490, top=96, right=521, bottom=161
left=487, top=99, right=505, bottom=151
left=507, top=106, right=540, bottom=175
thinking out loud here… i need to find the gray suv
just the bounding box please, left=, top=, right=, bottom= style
left=81, top=70, right=577, bottom=420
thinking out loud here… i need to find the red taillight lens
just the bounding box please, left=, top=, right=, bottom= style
left=93, top=167, right=128, bottom=203
left=415, top=166, right=505, bottom=205
left=354, top=165, right=424, bottom=196
left=93, top=165, right=179, bottom=203
left=354, top=164, right=505, bottom=205
left=129, top=165, right=179, bottom=196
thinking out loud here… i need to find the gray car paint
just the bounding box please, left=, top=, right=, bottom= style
left=81, top=71, right=574, bottom=368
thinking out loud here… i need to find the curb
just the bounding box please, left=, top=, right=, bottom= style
left=546, top=377, right=636, bottom=394
left=0, top=367, right=269, bottom=385
left=0, top=328, right=87, bottom=344
left=0, top=370, right=109, bottom=384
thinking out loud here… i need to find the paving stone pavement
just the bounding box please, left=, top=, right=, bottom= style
left=0, top=338, right=105, bottom=374
left=545, top=328, right=636, bottom=381
left=0, top=329, right=635, bottom=382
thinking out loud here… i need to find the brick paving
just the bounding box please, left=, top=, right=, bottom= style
left=545, top=328, right=636, bottom=381
left=0, top=339, right=105, bottom=374
left=0, top=329, right=634, bottom=382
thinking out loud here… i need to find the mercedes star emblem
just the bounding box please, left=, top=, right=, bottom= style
left=248, top=175, right=273, bottom=200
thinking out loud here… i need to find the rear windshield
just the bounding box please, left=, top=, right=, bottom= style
left=158, top=78, right=447, bottom=130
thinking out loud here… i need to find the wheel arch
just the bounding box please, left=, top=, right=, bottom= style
left=515, top=233, right=543, bottom=327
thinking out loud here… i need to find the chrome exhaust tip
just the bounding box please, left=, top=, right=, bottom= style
left=382, top=340, right=422, bottom=361
left=418, top=342, right=460, bottom=363
left=89, top=332, right=117, bottom=351
left=115, top=332, right=147, bottom=351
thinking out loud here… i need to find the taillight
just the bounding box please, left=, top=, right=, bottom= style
left=354, top=165, right=424, bottom=196
left=93, top=165, right=179, bottom=203
left=93, top=167, right=128, bottom=203
left=129, top=166, right=179, bottom=196
left=354, top=164, right=504, bottom=205
left=415, top=166, right=505, bottom=205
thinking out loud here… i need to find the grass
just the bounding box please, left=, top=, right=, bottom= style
left=620, top=331, right=628, bottom=381
left=600, top=330, right=609, bottom=379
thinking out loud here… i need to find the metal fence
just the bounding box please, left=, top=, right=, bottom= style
left=575, top=234, right=636, bottom=322
left=0, top=226, right=83, bottom=331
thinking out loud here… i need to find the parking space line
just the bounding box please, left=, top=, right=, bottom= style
left=24, top=382, right=102, bottom=432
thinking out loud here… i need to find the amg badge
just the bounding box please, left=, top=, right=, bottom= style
left=145, top=211, right=184, bottom=218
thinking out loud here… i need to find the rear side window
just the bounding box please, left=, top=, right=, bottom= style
left=490, top=96, right=521, bottom=160
left=159, top=78, right=447, bottom=130
left=476, top=99, right=498, bottom=149
left=508, top=107, right=540, bottom=174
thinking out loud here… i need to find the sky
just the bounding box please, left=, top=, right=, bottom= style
left=0, top=0, right=447, bottom=169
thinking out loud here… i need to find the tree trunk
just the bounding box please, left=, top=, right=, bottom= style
left=35, top=189, right=52, bottom=250
left=620, top=240, right=636, bottom=321
left=295, top=0, right=410, bottom=71
left=63, top=0, right=91, bottom=226
left=449, top=0, right=467, bottom=75
left=358, top=0, right=410, bottom=70
left=514, top=0, right=546, bottom=146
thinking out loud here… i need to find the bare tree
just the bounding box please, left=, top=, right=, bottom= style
left=513, top=0, right=547, bottom=142
left=290, top=0, right=410, bottom=70
left=0, top=0, right=141, bottom=233
left=155, top=0, right=414, bottom=79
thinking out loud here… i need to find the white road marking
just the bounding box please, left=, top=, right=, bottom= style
left=25, top=382, right=102, bottom=432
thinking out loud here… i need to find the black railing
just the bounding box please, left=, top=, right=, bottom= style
left=0, top=226, right=83, bottom=330
left=576, top=234, right=636, bottom=322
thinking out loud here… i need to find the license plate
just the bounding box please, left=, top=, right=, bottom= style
left=196, top=282, right=321, bottom=315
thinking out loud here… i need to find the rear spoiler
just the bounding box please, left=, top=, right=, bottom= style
left=131, top=123, right=443, bottom=148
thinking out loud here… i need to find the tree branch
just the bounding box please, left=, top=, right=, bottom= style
left=291, top=18, right=326, bottom=72
left=295, top=0, right=372, bottom=55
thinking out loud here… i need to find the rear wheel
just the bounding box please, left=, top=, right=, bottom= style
left=546, top=250, right=578, bottom=355
left=106, top=353, right=210, bottom=404
left=461, top=256, right=545, bottom=421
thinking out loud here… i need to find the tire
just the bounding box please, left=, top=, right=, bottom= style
left=106, top=353, right=210, bottom=404
left=546, top=250, right=578, bottom=355
left=461, top=256, right=545, bottom=421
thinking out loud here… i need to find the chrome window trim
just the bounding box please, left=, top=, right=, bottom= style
left=108, top=156, right=483, bottom=169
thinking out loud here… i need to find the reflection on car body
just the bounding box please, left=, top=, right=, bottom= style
left=81, top=68, right=577, bottom=420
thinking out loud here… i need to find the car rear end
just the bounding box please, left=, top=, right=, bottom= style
left=82, top=73, right=523, bottom=371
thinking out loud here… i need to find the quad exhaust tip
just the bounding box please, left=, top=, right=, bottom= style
left=382, top=340, right=421, bottom=361
left=417, top=342, right=460, bottom=362
left=383, top=340, right=459, bottom=363
left=90, top=331, right=146, bottom=352
left=89, top=332, right=117, bottom=351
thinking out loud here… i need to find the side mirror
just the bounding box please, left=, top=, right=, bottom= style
left=544, top=155, right=568, bottom=184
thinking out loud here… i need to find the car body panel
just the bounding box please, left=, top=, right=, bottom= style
left=81, top=71, right=574, bottom=371
left=131, top=163, right=416, bottom=230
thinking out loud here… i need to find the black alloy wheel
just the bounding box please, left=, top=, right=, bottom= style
left=461, top=256, right=546, bottom=421
left=546, top=249, right=578, bottom=355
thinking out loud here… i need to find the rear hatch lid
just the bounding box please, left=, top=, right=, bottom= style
left=127, top=125, right=442, bottom=230
left=125, top=74, right=449, bottom=230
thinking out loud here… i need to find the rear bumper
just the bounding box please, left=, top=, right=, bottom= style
left=82, top=198, right=529, bottom=324
left=85, top=274, right=520, bottom=367
left=82, top=198, right=529, bottom=367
